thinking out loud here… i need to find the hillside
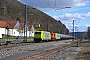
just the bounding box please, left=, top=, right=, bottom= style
left=0, top=0, right=69, bottom=34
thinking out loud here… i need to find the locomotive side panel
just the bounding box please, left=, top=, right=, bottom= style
left=44, top=32, right=51, bottom=41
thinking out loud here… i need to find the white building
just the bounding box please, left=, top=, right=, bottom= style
left=20, top=22, right=35, bottom=37
left=0, top=20, right=35, bottom=38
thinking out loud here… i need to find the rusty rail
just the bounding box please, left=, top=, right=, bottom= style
left=15, top=42, right=76, bottom=60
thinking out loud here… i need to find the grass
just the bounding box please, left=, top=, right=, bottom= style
left=75, top=44, right=90, bottom=59
left=0, top=36, right=34, bottom=44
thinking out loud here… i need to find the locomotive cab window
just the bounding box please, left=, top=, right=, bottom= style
left=35, top=32, right=41, bottom=34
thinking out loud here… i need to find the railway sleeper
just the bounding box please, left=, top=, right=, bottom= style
left=15, top=42, right=75, bottom=60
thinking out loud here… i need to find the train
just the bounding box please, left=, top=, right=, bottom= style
left=34, top=31, right=73, bottom=43
left=0, top=30, right=73, bottom=45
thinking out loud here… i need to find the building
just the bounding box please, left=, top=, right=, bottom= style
left=20, top=22, right=35, bottom=37
left=0, top=20, right=35, bottom=38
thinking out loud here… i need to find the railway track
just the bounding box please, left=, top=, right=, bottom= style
left=0, top=42, right=34, bottom=50
left=15, top=42, right=76, bottom=60
left=0, top=39, right=71, bottom=50
left=0, top=39, right=78, bottom=60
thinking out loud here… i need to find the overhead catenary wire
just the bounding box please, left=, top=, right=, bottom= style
left=42, top=0, right=63, bottom=16
left=42, top=0, right=55, bottom=9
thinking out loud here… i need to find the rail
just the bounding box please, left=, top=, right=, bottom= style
left=15, top=42, right=76, bottom=60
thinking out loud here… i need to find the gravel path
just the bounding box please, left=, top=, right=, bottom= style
left=0, top=40, right=82, bottom=60
left=42, top=47, right=82, bottom=60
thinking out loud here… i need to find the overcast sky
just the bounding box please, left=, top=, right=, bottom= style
left=18, top=0, right=90, bottom=32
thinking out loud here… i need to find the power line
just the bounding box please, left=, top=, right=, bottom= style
left=42, top=0, right=64, bottom=16
left=55, top=10, right=62, bottom=15
left=42, top=0, right=54, bottom=9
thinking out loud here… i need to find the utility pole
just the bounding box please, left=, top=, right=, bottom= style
left=75, top=26, right=78, bottom=39
left=73, top=20, right=74, bottom=41
left=88, top=27, right=90, bottom=42
left=24, top=5, right=27, bottom=42
left=47, top=21, right=48, bottom=31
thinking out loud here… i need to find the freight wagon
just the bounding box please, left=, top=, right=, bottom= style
left=55, top=33, right=60, bottom=40
left=51, top=32, right=55, bottom=40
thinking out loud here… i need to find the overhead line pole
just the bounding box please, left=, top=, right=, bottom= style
left=47, top=21, right=48, bottom=31
left=24, top=5, right=27, bottom=42
left=73, top=20, right=74, bottom=41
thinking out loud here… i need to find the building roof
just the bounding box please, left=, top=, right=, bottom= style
left=20, top=22, right=24, bottom=29
left=20, top=22, right=32, bottom=30
left=27, top=23, right=32, bottom=29
left=6, top=20, right=18, bottom=28
left=0, top=20, right=18, bottom=29
left=0, top=20, right=12, bottom=28
left=0, top=20, right=33, bottom=30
